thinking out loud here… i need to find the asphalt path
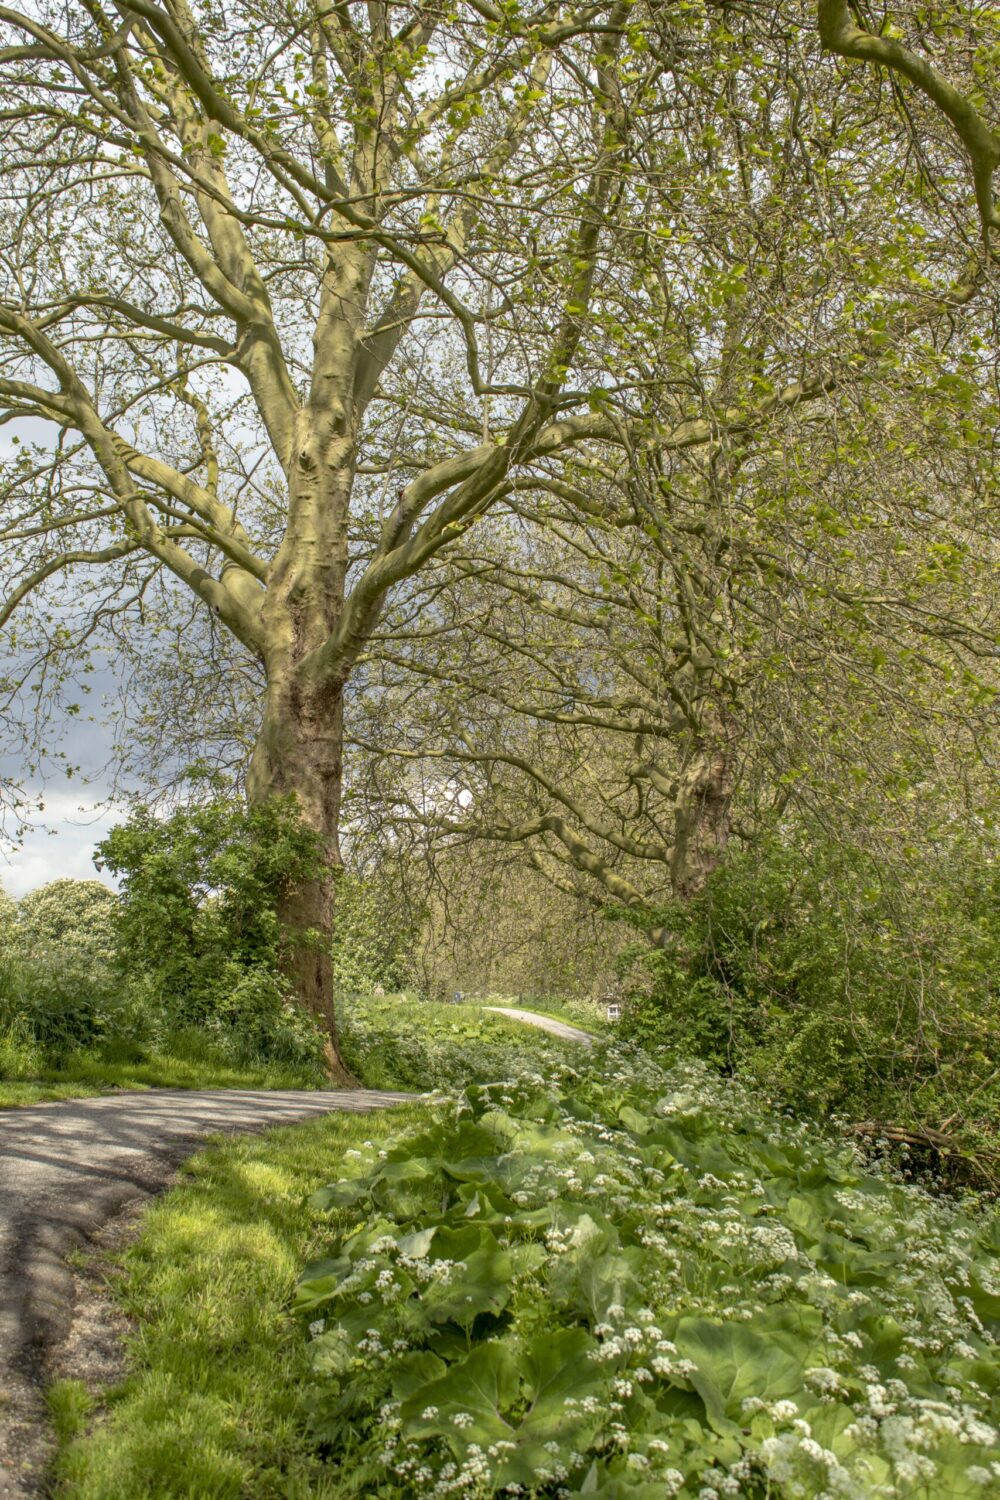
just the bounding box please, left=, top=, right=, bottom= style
left=0, top=1086, right=411, bottom=1497
left=483, top=1005, right=596, bottom=1045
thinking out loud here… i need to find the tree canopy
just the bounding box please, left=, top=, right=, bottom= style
left=1, top=0, right=998, bottom=1054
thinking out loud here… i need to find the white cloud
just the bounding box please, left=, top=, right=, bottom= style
left=0, top=791, right=121, bottom=897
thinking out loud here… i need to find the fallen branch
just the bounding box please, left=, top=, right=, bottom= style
left=846, top=1121, right=1000, bottom=1191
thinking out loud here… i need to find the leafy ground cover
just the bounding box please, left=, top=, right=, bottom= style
left=298, top=1048, right=1000, bottom=1497
left=50, top=1000, right=1000, bottom=1499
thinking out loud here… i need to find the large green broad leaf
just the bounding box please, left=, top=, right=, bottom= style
left=674, top=1317, right=806, bottom=1430
left=549, top=1239, right=644, bottom=1324
left=400, top=1338, right=519, bottom=1450
left=420, top=1226, right=513, bottom=1327
left=516, top=1328, right=605, bottom=1441
left=400, top=1330, right=606, bottom=1488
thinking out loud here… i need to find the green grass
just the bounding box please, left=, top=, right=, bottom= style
left=46, top=1381, right=95, bottom=1447
left=50, top=1100, right=425, bottom=1499
left=0, top=1048, right=325, bottom=1109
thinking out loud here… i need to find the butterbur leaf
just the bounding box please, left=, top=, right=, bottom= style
left=519, top=1327, right=603, bottom=1434
left=490, top=1330, right=606, bottom=1489
left=785, top=1193, right=827, bottom=1245
left=310, top=1326, right=356, bottom=1377
left=440, top=1154, right=498, bottom=1183
left=752, top=1302, right=823, bottom=1358
left=293, top=1275, right=342, bottom=1313
left=674, top=1317, right=805, bottom=1430
left=400, top=1338, right=518, bottom=1448
left=968, top=1273, right=1000, bottom=1328
left=422, top=1229, right=512, bottom=1327
left=618, top=1104, right=651, bottom=1135
left=391, top=1349, right=446, bottom=1401
left=309, top=1177, right=371, bottom=1210
left=396, top=1225, right=436, bottom=1258
left=550, top=1239, right=642, bottom=1325
left=293, top=1256, right=350, bottom=1311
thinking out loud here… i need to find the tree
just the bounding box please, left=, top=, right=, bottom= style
left=352, top=387, right=999, bottom=931
left=17, top=876, right=117, bottom=962
left=346, top=0, right=1000, bottom=920
left=1, top=0, right=997, bottom=1068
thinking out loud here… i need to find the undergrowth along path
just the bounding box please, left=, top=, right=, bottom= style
left=482, top=1005, right=595, bottom=1046
left=0, top=1086, right=413, bottom=1498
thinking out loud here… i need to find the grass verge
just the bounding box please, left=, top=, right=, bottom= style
left=0, top=1047, right=324, bottom=1109
left=49, top=1100, right=424, bottom=1499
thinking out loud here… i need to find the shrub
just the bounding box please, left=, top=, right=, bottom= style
left=216, top=963, right=332, bottom=1068
left=8, top=952, right=117, bottom=1057
left=615, top=832, right=1000, bottom=1155
left=0, top=885, right=18, bottom=955
left=17, top=878, right=117, bottom=965
left=0, top=879, right=130, bottom=1062
left=96, top=796, right=327, bottom=1068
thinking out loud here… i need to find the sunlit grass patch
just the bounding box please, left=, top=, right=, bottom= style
left=45, top=1380, right=94, bottom=1447
left=51, top=1102, right=424, bottom=1499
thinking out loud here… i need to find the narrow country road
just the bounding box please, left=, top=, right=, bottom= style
left=484, top=1005, right=596, bottom=1046
left=0, top=1086, right=412, bottom=1498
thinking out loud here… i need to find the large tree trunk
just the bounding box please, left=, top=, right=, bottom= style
left=248, top=675, right=358, bottom=1086
left=241, top=245, right=381, bottom=1080
left=245, top=365, right=364, bottom=1080
left=669, top=724, right=734, bottom=903
left=247, top=661, right=357, bottom=1085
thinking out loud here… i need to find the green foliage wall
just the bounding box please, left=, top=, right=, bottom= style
left=330, top=871, right=415, bottom=996
left=616, top=832, right=1000, bottom=1152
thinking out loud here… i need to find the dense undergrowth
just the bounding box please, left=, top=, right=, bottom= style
left=297, top=1034, right=1000, bottom=1498
left=614, top=835, right=1000, bottom=1176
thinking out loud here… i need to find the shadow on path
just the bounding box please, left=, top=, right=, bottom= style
left=0, top=1086, right=414, bottom=1498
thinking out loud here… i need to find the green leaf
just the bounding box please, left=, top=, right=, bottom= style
left=400, top=1339, right=518, bottom=1449
left=421, top=1228, right=512, bottom=1327
left=674, top=1318, right=805, bottom=1430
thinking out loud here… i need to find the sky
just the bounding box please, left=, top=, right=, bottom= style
left=0, top=417, right=125, bottom=898
left=0, top=667, right=124, bottom=897
left=0, top=790, right=119, bottom=897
